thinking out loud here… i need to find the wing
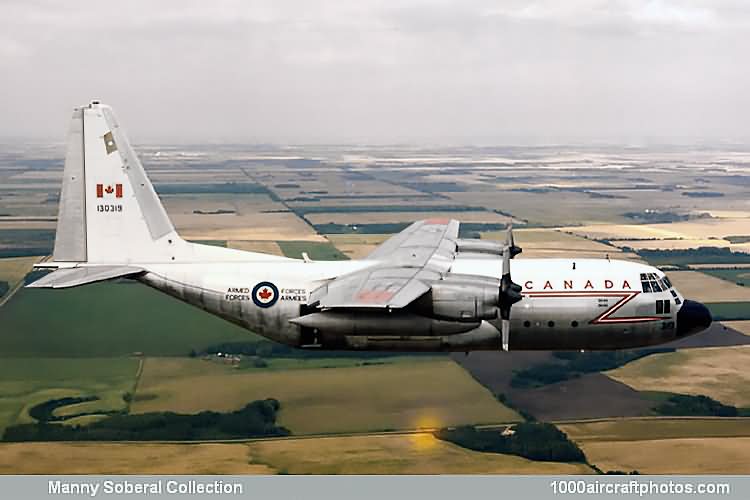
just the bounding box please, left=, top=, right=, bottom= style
left=309, top=219, right=459, bottom=309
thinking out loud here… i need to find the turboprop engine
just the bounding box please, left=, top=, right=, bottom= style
left=411, top=275, right=501, bottom=321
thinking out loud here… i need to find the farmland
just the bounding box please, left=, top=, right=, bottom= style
left=576, top=437, right=750, bottom=474
left=559, top=418, right=750, bottom=474
left=0, top=358, right=139, bottom=435
left=2, top=143, right=750, bottom=473
left=0, top=442, right=273, bottom=474
left=723, top=321, right=750, bottom=336
left=702, top=268, right=750, bottom=287
left=0, top=283, right=257, bottom=357
left=665, top=271, right=750, bottom=302
left=248, top=433, right=594, bottom=474
left=131, top=358, right=520, bottom=434
left=0, top=256, right=41, bottom=290
left=606, top=347, right=750, bottom=407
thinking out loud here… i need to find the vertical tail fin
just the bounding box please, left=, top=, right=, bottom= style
left=53, top=101, right=181, bottom=265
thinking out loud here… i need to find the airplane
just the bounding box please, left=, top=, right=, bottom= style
left=29, top=101, right=712, bottom=352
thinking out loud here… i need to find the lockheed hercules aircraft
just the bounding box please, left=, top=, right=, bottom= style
left=31, top=102, right=712, bottom=351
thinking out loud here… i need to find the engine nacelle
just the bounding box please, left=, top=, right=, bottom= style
left=455, top=239, right=505, bottom=255
left=413, top=280, right=499, bottom=321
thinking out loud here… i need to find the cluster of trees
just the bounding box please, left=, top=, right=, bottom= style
left=682, top=191, right=724, bottom=198
left=511, top=350, right=672, bottom=388
left=434, top=423, right=586, bottom=463
left=3, top=399, right=289, bottom=442
left=622, top=211, right=693, bottom=223
left=654, top=394, right=738, bottom=417
left=27, top=396, right=104, bottom=423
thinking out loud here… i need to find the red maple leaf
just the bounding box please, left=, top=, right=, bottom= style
left=258, top=288, right=272, bottom=300
left=105, top=185, right=114, bottom=194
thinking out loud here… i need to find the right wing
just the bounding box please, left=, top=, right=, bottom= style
left=308, top=219, right=459, bottom=309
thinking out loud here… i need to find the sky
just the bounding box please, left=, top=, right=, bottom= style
left=1, top=0, right=749, bottom=145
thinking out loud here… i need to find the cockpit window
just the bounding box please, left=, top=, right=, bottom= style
left=640, top=273, right=670, bottom=294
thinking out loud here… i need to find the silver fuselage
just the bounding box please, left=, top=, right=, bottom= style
left=138, top=255, right=697, bottom=351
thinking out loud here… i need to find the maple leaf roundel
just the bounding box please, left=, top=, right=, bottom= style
left=252, top=281, right=279, bottom=308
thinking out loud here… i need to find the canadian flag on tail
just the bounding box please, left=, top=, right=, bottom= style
left=96, top=184, right=123, bottom=198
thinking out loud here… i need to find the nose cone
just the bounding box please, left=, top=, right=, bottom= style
left=676, top=299, right=712, bottom=337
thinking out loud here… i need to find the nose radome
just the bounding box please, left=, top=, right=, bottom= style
left=676, top=300, right=712, bottom=337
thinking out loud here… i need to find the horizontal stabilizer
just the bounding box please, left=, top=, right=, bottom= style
left=26, top=265, right=144, bottom=289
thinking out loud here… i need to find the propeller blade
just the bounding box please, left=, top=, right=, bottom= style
left=501, top=244, right=511, bottom=282
left=505, top=220, right=522, bottom=258
left=501, top=319, right=510, bottom=351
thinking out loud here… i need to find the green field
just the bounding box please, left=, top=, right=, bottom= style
left=706, top=302, right=750, bottom=321
left=0, top=358, right=140, bottom=434
left=277, top=240, right=348, bottom=260
left=0, top=229, right=54, bottom=257
left=0, top=282, right=258, bottom=357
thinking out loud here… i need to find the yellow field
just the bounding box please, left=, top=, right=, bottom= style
left=332, top=243, right=378, bottom=258
left=306, top=211, right=509, bottom=225
left=326, top=234, right=392, bottom=258
left=483, top=229, right=615, bottom=252
left=560, top=418, right=750, bottom=474
left=580, top=437, right=750, bottom=474
left=560, top=418, right=750, bottom=442
left=162, top=195, right=322, bottom=241
left=132, top=358, right=520, bottom=434
left=609, top=239, right=730, bottom=250
left=226, top=241, right=284, bottom=255
left=249, top=433, right=594, bottom=474
left=665, top=271, right=750, bottom=302
left=0, top=443, right=272, bottom=474
left=444, top=191, right=634, bottom=225
left=0, top=256, right=41, bottom=289
left=479, top=229, right=644, bottom=260
left=560, top=218, right=750, bottom=242
left=723, top=321, right=750, bottom=336
left=689, top=264, right=750, bottom=269
left=606, top=346, right=750, bottom=407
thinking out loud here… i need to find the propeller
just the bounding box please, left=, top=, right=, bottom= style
left=499, top=224, right=523, bottom=351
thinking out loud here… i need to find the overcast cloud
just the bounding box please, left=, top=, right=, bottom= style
left=1, top=0, right=749, bottom=144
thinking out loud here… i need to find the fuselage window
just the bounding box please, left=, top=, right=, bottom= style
left=571, top=320, right=579, bottom=327
left=523, top=320, right=531, bottom=327
left=548, top=321, right=555, bottom=328
left=656, top=300, right=664, bottom=314
left=664, top=300, right=671, bottom=314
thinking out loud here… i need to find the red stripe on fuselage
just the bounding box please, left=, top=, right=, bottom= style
left=522, top=290, right=662, bottom=324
